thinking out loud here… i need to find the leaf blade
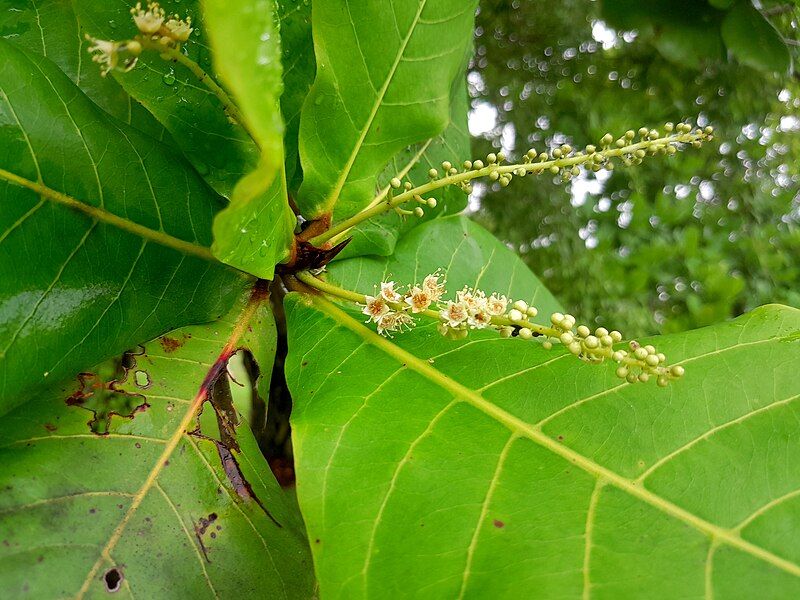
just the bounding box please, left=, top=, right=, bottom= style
left=0, top=290, right=314, bottom=597
left=284, top=219, right=800, bottom=597
left=296, top=0, right=478, bottom=219
left=0, top=41, right=245, bottom=412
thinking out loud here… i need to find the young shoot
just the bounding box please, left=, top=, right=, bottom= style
left=314, top=123, right=713, bottom=246
left=295, top=271, right=685, bottom=388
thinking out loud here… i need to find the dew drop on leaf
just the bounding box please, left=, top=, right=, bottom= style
left=162, top=70, right=176, bottom=86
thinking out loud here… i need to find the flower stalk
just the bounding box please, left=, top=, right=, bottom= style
left=294, top=270, right=685, bottom=387
left=313, top=124, right=714, bottom=247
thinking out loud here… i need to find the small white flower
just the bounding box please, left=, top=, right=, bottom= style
left=131, top=1, right=165, bottom=34
left=376, top=311, right=414, bottom=336
left=468, top=309, right=492, bottom=329
left=362, top=295, right=389, bottom=322
left=456, top=287, right=487, bottom=314
left=380, top=281, right=403, bottom=303
left=404, top=286, right=431, bottom=313
left=486, top=293, right=507, bottom=316
left=422, top=273, right=446, bottom=302
left=164, top=16, right=193, bottom=42
left=440, top=300, right=468, bottom=328
left=86, top=36, right=140, bottom=76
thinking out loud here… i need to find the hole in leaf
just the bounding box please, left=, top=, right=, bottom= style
left=103, top=567, right=122, bottom=592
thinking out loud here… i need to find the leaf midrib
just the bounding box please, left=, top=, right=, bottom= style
left=309, top=294, right=800, bottom=580
left=0, top=168, right=217, bottom=263
left=74, top=294, right=265, bottom=598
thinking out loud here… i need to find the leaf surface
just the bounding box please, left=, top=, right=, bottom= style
left=285, top=222, right=800, bottom=597
left=337, top=75, right=470, bottom=260
left=203, top=0, right=296, bottom=278
left=74, top=0, right=259, bottom=198
left=0, top=41, right=245, bottom=412
left=296, top=0, right=478, bottom=220
left=277, top=0, right=315, bottom=193
left=721, top=1, right=792, bottom=75
left=0, top=0, right=170, bottom=142
left=0, top=290, right=314, bottom=598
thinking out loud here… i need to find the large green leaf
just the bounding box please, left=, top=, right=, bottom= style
left=0, top=290, right=315, bottom=597
left=0, top=0, right=170, bottom=142
left=74, top=0, right=259, bottom=199
left=0, top=41, right=246, bottom=412
left=203, top=0, right=296, bottom=278
left=337, top=75, right=470, bottom=260
left=721, top=1, right=792, bottom=75
left=296, top=0, right=478, bottom=220
left=285, top=224, right=800, bottom=597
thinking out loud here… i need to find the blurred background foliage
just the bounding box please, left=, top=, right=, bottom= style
left=469, top=0, right=800, bottom=337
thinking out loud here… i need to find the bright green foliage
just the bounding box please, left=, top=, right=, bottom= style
left=338, top=77, right=471, bottom=259
left=721, top=1, right=793, bottom=74
left=204, top=0, right=296, bottom=277
left=74, top=0, right=259, bottom=198
left=0, top=0, right=169, bottom=141
left=472, top=0, right=799, bottom=337
left=286, top=266, right=800, bottom=597
left=0, top=295, right=313, bottom=597
left=297, top=0, right=478, bottom=220
left=276, top=0, right=315, bottom=191
left=0, top=40, right=245, bottom=413
left=1, top=0, right=797, bottom=597
left=601, top=0, right=791, bottom=73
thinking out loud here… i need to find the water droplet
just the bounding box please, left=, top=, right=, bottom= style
left=162, top=70, right=176, bottom=86
left=259, top=245, right=269, bottom=257
left=259, top=32, right=271, bottom=42
left=314, top=96, right=325, bottom=106
left=240, top=228, right=248, bottom=234
left=108, top=19, right=117, bottom=29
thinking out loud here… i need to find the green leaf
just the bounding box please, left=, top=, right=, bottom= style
left=722, top=1, right=792, bottom=75
left=327, top=215, right=561, bottom=317
left=277, top=0, right=315, bottom=193
left=0, top=0, right=170, bottom=142
left=337, top=74, right=470, bottom=260
left=286, top=287, right=800, bottom=597
left=296, top=0, right=478, bottom=220
left=0, top=291, right=315, bottom=597
left=203, top=0, right=284, bottom=177
left=74, top=0, right=259, bottom=198
left=203, top=0, right=296, bottom=278
left=0, top=41, right=246, bottom=413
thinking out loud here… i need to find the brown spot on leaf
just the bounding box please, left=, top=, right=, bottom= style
left=158, top=335, right=184, bottom=353
left=43, top=423, right=57, bottom=432
left=493, top=519, right=505, bottom=528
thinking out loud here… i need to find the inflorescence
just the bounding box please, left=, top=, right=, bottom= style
left=313, top=123, right=714, bottom=246
left=86, top=2, right=193, bottom=76
left=347, top=273, right=684, bottom=387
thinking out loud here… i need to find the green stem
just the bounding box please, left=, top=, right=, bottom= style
left=311, top=131, right=707, bottom=246
left=138, top=38, right=256, bottom=146
left=0, top=168, right=220, bottom=263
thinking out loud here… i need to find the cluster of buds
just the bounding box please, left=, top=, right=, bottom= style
left=85, top=2, right=192, bottom=77
left=357, top=275, right=684, bottom=387
left=380, top=123, right=714, bottom=207
left=130, top=2, right=193, bottom=45
left=388, top=177, right=437, bottom=219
